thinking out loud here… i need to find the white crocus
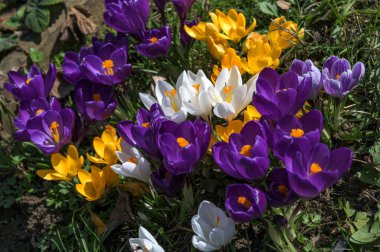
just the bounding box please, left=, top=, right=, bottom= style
left=139, top=79, right=187, bottom=123
left=191, top=200, right=236, bottom=251
left=211, top=65, right=257, bottom=121
left=177, top=70, right=216, bottom=121
left=129, top=226, right=165, bottom=252
left=111, top=141, right=151, bottom=183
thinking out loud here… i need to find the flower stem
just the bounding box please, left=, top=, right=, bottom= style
left=289, top=200, right=303, bottom=225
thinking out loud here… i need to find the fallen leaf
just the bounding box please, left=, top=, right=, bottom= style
left=69, top=5, right=97, bottom=35
left=276, top=0, right=291, bottom=10
left=106, top=189, right=136, bottom=232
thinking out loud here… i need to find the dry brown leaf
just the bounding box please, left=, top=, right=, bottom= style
left=276, top=0, right=291, bottom=10
left=69, top=5, right=97, bottom=35
left=106, top=189, right=136, bottom=232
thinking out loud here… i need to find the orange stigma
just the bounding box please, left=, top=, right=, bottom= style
left=142, top=122, right=150, bottom=128
left=290, top=128, right=304, bottom=138
left=93, top=93, right=102, bottom=101
left=164, top=89, right=179, bottom=112
left=177, top=137, right=189, bottom=148
left=238, top=196, right=252, bottom=209
left=192, top=83, right=201, bottom=94
left=240, top=145, right=252, bottom=157
left=150, top=37, right=158, bottom=43
left=223, top=85, right=233, bottom=103
left=26, top=78, right=33, bottom=85
left=310, top=163, right=322, bottom=175
left=50, top=121, right=60, bottom=143
left=102, top=59, right=114, bottom=76
left=128, top=157, right=138, bottom=164
left=36, top=109, right=44, bottom=115
left=335, top=74, right=340, bottom=80
left=277, top=184, right=288, bottom=196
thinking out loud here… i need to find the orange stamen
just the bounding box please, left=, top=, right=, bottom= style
left=192, top=83, right=201, bottom=94
left=142, top=122, right=150, bottom=128
left=223, top=85, right=233, bottom=103
left=310, top=163, right=322, bottom=175
left=277, top=184, right=288, bottom=196
left=150, top=37, right=158, bottom=43
left=240, top=145, right=252, bottom=157
left=50, top=121, right=60, bottom=143
left=102, top=59, right=114, bottom=76
left=26, top=78, right=32, bottom=85
left=164, top=89, right=179, bottom=112
left=36, top=109, right=44, bottom=115
left=128, top=157, right=138, bottom=164
left=177, top=137, right=189, bottom=148
left=237, top=196, right=252, bottom=209
left=93, top=93, right=102, bottom=101
left=290, top=128, right=304, bottom=138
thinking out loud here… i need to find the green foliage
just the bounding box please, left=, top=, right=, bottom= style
left=29, top=47, right=45, bottom=63
left=0, top=33, right=19, bottom=53
left=5, top=5, right=26, bottom=29
left=257, top=1, right=279, bottom=17
left=358, top=141, right=380, bottom=187
left=25, top=6, right=50, bottom=33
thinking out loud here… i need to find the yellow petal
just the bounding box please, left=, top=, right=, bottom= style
left=243, top=105, right=262, bottom=123
left=86, top=153, right=107, bottom=164
left=37, top=169, right=67, bottom=181
left=77, top=169, right=92, bottom=184
left=103, top=165, right=119, bottom=187
left=76, top=184, right=98, bottom=201
left=89, top=210, right=107, bottom=234
left=216, top=120, right=244, bottom=142
left=51, top=153, right=68, bottom=176
left=67, top=145, right=83, bottom=178
left=101, top=125, right=117, bottom=144
left=103, top=142, right=117, bottom=165
left=93, top=137, right=105, bottom=159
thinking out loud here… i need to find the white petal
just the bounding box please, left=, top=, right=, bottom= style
left=139, top=93, right=158, bottom=110
left=176, top=71, right=187, bottom=90
left=213, top=102, right=235, bottom=121
left=191, top=215, right=211, bottom=240
left=198, top=91, right=213, bottom=117
left=116, top=151, right=130, bottom=163
left=120, top=140, right=133, bottom=155
left=169, top=109, right=187, bottom=123
left=192, top=235, right=220, bottom=252
left=209, top=228, right=226, bottom=247
left=231, top=85, right=246, bottom=117
left=110, top=164, right=123, bottom=175
left=129, top=238, right=154, bottom=251
left=151, top=244, right=165, bottom=252
left=156, top=80, right=173, bottom=103
left=200, top=76, right=213, bottom=91
left=215, top=68, right=230, bottom=92
left=229, top=65, right=242, bottom=89
left=139, top=226, right=159, bottom=245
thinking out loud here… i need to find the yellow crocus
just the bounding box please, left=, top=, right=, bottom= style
left=269, top=16, right=304, bottom=49
left=206, top=36, right=230, bottom=60
left=295, top=101, right=311, bottom=118
left=184, top=22, right=222, bottom=41
left=243, top=32, right=269, bottom=52
left=212, top=9, right=256, bottom=44
left=76, top=166, right=106, bottom=201
left=242, top=38, right=282, bottom=75
left=215, top=120, right=244, bottom=142
left=243, top=105, right=262, bottom=123
left=211, top=48, right=245, bottom=83
left=37, top=145, right=84, bottom=181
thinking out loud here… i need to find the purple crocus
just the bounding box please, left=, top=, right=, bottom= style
left=27, top=108, right=75, bottom=154
left=74, top=80, right=117, bottom=121
left=14, top=97, right=61, bottom=141
left=225, top=184, right=267, bottom=222
left=150, top=166, right=185, bottom=196
left=4, top=64, right=56, bottom=102
left=266, top=168, right=299, bottom=207
left=82, top=42, right=132, bottom=86
left=273, top=110, right=323, bottom=160
left=136, top=26, right=172, bottom=59
left=157, top=118, right=210, bottom=175
left=252, top=68, right=311, bottom=122
left=322, top=56, right=365, bottom=97
left=284, top=138, right=352, bottom=198
left=172, top=0, right=196, bottom=22
left=180, top=19, right=198, bottom=45
left=291, top=59, right=322, bottom=100
left=103, top=0, right=149, bottom=40
left=212, top=120, right=270, bottom=181
left=117, top=103, right=166, bottom=160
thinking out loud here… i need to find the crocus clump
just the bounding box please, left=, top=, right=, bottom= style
left=136, top=25, right=172, bottom=59
left=265, top=168, right=299, bottom=207
left=290, top=59, right=322, bottom=100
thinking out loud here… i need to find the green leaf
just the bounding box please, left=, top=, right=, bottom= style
left=0, top=33, right=19, bottom=53
left=257, top=2, right=279, bottom=17
left=268, top=222, right=285, bottom=247
left=370, top=141, right=380, bottom=172
left=29, top=48, right=45, bottom=63
left=25, top=7, right=50, bottom=33
left=5, top=5, right=26, bottom=29
left=354, top=212, right=370, bottom=229
left=357, top=168, right=380, bottom=187
left=38, top=0, right=64, bottom=6
left=351, top=222, right=380, bottom=244
left=344, top=201, right=356, bottom=218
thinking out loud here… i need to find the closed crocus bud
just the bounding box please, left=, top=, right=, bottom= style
left=213, top=120, right=270, bottom=181
left=150, top=166, right=185, bottom=196
left=285, top=138, right=352, bottom=198
left=291, top=59, right=322, bottom=100
left=225, top=184, right=267, bottom=222
left=129, top=226, right=164, bottom=252
left=180, top=19, right=198, bottom=45
left=136, top=26, right=172, bottom=59
left=5, top=64, right=56, bottom=102
left=322, top=56, right=365, bottom=97
left=266, top=168, right=299, bottom=207
left=191, top=200, right=235, bottom=251
left=172, top=0, right=196, bottom=22
left=273, top=110, right=323, bottom=160
left=252, top=68, right=311, bottom=122
left=103, top=0, right=149, bottom=40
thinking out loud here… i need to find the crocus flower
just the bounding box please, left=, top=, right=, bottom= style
left=129, top=226, right=164, bottom=252
left=207, top=36, right=230, bottom=62
left=117, top=103, right=166, bottom=160
left=291, top=59, right=322, bottom=100
left=215, top=120, right=244, bottom=143
left=74, top=80, right=117, bottom=121
left=136, top=26, right=172, bottom=59
left=139, top=79, right=187, bottom=123
left=265, top=168, right=299, bottom=207
left=184, top=21, right=221, bottom=41
left=225, top=184, right=267, bottom=222
left=176, top=69, right=215, bottom=121
left=273, top=110, right=323, bottom=160
left=37, top=145, right=84, bottom=181
left=14, top=97, right=61, bottom=141
left=111, top=140, right=151, bottom=183
left=211, top=48, right=245, bottom=82
left=27, top=108, right=75, bottom=154
left=269, top=16, right=304, bottom=49
left=157, top=119, right=210, bottom=175
left=103, top=0, right=149, bottom=39
left=191, top=200, right=235, bottom=251
left=322, top=56, right=365, bottom=97
left=243, top=105, right=262, bottom=123
left=212, top=120, right=269, bottom=181
left=4, top=64, right=56, bottom=102
left=76, top=166, right=106, bottom=201
left=82, top=42, right=132, bottom=85
left=284, top=138, right=353, bottom=198
left=212, top=66, right=257, bottom=121
left=172, top=0, right=196, bottom=22
left=242, top=32, right=268, bottom=52
left=150, top=166, right=185, bottom=196
left=252, top=68, right=311, bottom=122
left=180, top=19, right=198, bottom=45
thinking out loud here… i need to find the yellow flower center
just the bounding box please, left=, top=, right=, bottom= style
left=177, top=137, right=189, bottom=148
left=93, top=93, right=102, bottom=101
left=335, top=73, right=340, bottom=80
left=192, top=83, right=201, bottom=94
left=223, top=85, right=233, bottom=103
left=50, top=121, right=60, bottom=143
left=276, top=88, right=288, bottom=93
left=150, top=37, right=158, bottom=43
left=142, top=122, right=150, bottom=128
left=240, top=145, right=252, bottom=157
left=310, top=162, right=322, bottom=175
left=290, top=128, right=304, bottom=138
left=102, top=59, right=114, bottom=76
left=36, top=109, right=44, bottom=115
left=26, top=78, right=33, bottom=85
left=277, top=184, right=288, bottom=196
left=164, top=89, right=179, bottom=112
left=105, top=124, right=113, bottom=132
left=238, top=196, right=252, bottom=209
left=128, top=157, right=138, bottom=164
